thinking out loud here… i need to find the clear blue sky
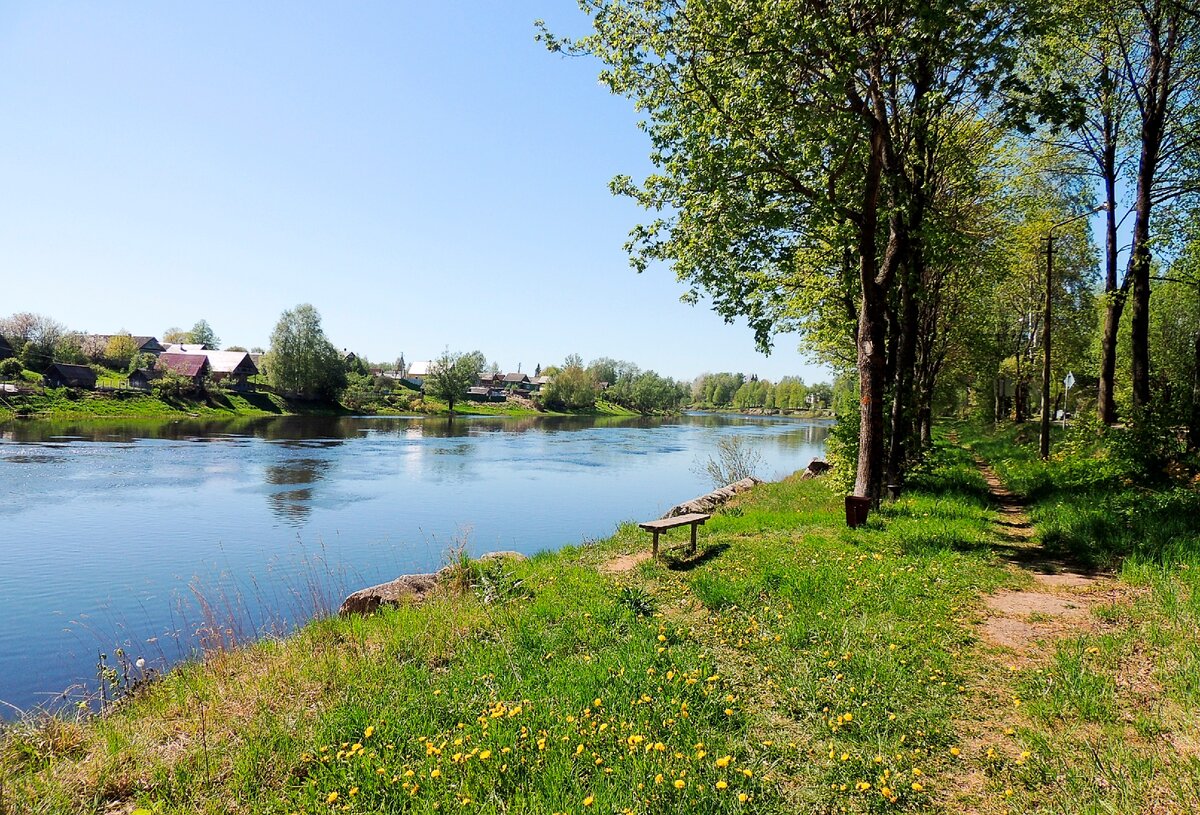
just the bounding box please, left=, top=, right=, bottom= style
left=0, top=2, right=829, bottom=383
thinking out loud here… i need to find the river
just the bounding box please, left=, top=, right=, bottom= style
left=0, top=412, right=828, bottom=716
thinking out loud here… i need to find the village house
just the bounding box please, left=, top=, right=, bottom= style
left=405, top=360, right=432, bottom=386
left=168, top=347, right=258, bottom=389
left=43, top=363, right=97, bottom=389
left=164, top=343, right=211, bottom=354
left=503, top=372, right=532, bottom=393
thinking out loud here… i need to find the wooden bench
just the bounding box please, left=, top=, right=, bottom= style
left=638, top=513, right=711, bottom=559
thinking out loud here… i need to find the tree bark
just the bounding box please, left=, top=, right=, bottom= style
left=854, top=117, right=888, bottom=501
left=1190, top=332, right=1200, bottom=452
left=1096, top=157, right=1123, bottom=424
left=1127, top=8, right=1174, bottom=409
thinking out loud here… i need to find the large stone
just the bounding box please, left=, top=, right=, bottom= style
left=338, top=551, right=529, bottom=616
left=339, top=573, right=441, bottom=616
left=663, top=476, right=763, bottom=518
left=800, top=458, right=831, bottom=479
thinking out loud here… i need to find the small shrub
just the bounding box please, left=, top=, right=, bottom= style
left=693, top=435, right=764, bottom=488
left=0, top=357, right=22, bottom=379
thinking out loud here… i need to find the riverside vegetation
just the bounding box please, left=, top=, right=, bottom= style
left=4, top=422, right=1197, bottom=814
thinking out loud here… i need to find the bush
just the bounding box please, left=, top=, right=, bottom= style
left=0, top=357, right=22, bottom=379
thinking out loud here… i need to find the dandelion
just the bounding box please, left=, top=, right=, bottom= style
left=480, top=750, right=492, bottom=760
left=674, top=779, right=686, bottom=789
left=716, top=755, right=732, bottom=768
left=716, top=780, right=728, bottom=790
left=912, top=782, right=924, bottom=792
left=364, top=726, right=375, bottom=739
left=655, top=774, right=664, bottom=784
left=326, top=792, right=339, bottom=804
left=583, top=795, right=595, bottom=807
left=950, top=747, right=960, bottom=757
left=738, top=793, right=748, bottom=803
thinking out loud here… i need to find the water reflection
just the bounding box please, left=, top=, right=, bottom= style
left=264, top=457, right=333, bottom=523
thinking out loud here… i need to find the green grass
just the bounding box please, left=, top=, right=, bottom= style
left=952, top=421, right=1200, bottom=814
left=0, top=441, right=1021, bottom=814
left=0, top=387, right=346, bottom=424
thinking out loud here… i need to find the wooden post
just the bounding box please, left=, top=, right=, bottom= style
left=689, top=523, right=698, bottom=554
left=652, top=530, right=660, bottom=559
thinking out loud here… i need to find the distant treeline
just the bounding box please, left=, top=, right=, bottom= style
left=690, top=372, right=840, bottom=411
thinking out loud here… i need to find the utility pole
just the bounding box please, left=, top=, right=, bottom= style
left=1041, top=203, right=1107, bottom=460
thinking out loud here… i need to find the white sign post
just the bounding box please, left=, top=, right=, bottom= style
left=1063, top=371, right=1075, bottom=428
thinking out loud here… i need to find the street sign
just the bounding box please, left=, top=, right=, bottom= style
left=1064, top=371, right=1075, bottom=390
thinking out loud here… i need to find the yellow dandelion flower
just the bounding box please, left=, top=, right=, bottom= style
left=912, top=782, right=924, bottom=792
left=738, top=793, right=748, bottom=803
left=364, top=726, right=375, bottom=739
left=326, top=792, right=339, bottom=804
left=950, top=747, right=960, bottom=757
left=583, top=795, right=595, bottom=807
left=716, top=780, right=728, bottom=790
left=431, top=769, right=441, bottom=778
left=349, top=787, right=358, bottom=797
left=655, top=774, right=664, bottom=784
left=716, top=755, right=732, bottom=768
left=674, top=779, right=686, bottom=789
left=480, top=750, right=492, bottom=760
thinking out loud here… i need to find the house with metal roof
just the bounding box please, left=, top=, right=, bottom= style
left=157, top=352, right=211, bottom=383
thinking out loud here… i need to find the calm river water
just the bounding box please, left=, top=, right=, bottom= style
left=0, top=412, right=827, bottom=715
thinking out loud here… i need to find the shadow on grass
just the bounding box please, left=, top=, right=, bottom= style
left=665, top=543, right=731, bottom=572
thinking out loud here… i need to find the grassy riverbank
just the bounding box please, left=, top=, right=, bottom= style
left=0, top=389, right=342, bottom=423
left=4, top=429, right=1197, bottom=814
left=0, top=390, right=641, bottom=424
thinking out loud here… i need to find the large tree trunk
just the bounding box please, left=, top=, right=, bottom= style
left=1190, top=333, right=1200, bottom=452
left=1128, top=9, right=1173, bottom=409
left=1096, top=159, right=1122, bottom=424
left=886, top=267, right=919, bottom=491
left=856, top=279, right=889, bottom=501
left=854, top=117, right=888, bottom=501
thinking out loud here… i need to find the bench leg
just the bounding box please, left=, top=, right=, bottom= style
left=690, top=523, right=698, bottom=554
left=652, top=530, right=660, bottom=559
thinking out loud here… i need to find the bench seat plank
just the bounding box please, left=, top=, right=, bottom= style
left=637, top=513, right=711, bottom=558
left=637, top=513, right=711, bottom=531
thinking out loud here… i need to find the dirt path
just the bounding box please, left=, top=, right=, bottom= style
left=946, top=457, right=1124, bottom=812
left=972, top=457, right=1113, bottom=655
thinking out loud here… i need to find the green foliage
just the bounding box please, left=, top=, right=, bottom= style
left=265, top=305, right=347, bottom=401
left=188, top=319, right=220, bottom=349
left=0, top=357, right=22, bottom=379
left=103, top=334, right=139, bottom=369
left=424, top=349, right=485, bottom=414
left=53, top=334, right=88, bottom=365
left=151, top=369, right=198, bottom=399
left=127, top=353, right=157, bottom=375
left=539, top=364, right=596, bottom=411
left=823, top=411, right=861, bottom=494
